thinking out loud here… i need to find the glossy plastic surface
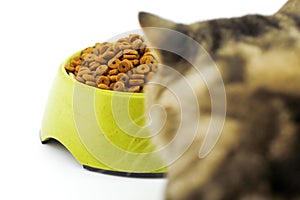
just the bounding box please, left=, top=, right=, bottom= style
left=40, top=52, right=166, bottom=175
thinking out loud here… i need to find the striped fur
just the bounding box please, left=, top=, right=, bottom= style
left=139, top=0, right=300, bottom=199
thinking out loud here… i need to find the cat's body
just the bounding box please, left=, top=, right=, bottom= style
left=139, top=0, right=300, bottom=199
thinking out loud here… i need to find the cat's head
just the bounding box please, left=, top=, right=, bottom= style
left=138, top=12, right=202, bottom=75
left=138, top=3, right=300, bottom=98
left=138, top=1, right=300, bottom=160
left=138, top=12, right=221, bottom=160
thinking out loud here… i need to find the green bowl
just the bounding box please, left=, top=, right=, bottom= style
left=40, top=52, right=166, bottom=177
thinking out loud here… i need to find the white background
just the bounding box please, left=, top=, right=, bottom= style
left=0, top=0, right=287, bottom=199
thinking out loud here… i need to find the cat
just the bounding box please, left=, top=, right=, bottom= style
left=139, top=0, right=300, bottom=199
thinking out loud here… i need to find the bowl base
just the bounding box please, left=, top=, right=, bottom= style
left=83, top=165, right=166, bottom=178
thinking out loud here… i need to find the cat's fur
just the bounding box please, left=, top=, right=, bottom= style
left=139, top=0, right=300, bottom=199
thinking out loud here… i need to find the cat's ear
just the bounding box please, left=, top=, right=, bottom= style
left=138, top=12, right=193, bottom=68
left=139, top=12, right=177, bottom=30
left=277, top=0, right=300, bottom=15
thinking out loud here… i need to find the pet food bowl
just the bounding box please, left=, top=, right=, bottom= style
left=40, top=51, right=166, bottom=177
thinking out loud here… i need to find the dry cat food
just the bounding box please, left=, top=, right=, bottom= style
left=65, top=34, right=158, bottom=92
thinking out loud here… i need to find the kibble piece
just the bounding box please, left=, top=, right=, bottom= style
left=96, top=65, right=109, bottom=75
left=86, top=81, right=97, bottom=87
left=71, top=59, right=81, bottom=66
left=140, top=55, right=155, bottom=64
left=65, top=64, right=75, bottom=72
left=78, top=67, right=91, bottom=76
left=131, top=59, right=139, bottom=66
left=108, top=58, right=120, bottom=69
left=98, top=83, right=110, bottom=90
left=75, top=65, right=81, bottom=72
left=123, top=54, right=138, bottom=60
left=129, top=79, right=144, bottom=86
left=82, top=74, right=95, bottom=82
left=108, top=69, right=119, bottom=76
left=82, top=47, right=94, bottom=54
left=131, top=74, right=145, bottom=79
left=72, top=55, right=81, bottom=61
left=136, top=64, right=150, bottom=74
left=102, top=51, right=115, bottom=59
left=118, top=59, right=133, bottom=73
left=76, top=76, right=85, bottom=83
left=132, top=39, right=143, bottom=49
left=109, top=75, right=117, bottom=82
left=112, top=42, right=120, bottom=52
left=127, top=85, right=141, bottom=93
left=130, top=68, right=137, bottom=74
left=119, top=43, right=132, bottom=50
left=114, top=51, right=123, bottom=59
left=109, top=82, right=116, bottom=90
left=91, top=48, right=100, bottom=56
left=129, top=34, right=142, bottom=42
left=99, top=44, right=110, bottom=54
left=89, top=61, right=100, bottom=71
left=84, top=54, right=97, bottom=62
left=138, top=43, right=147, bottom=55
left=123, top=49, right=139, bottom=55
left=117, top=38, right=129, bottom=43
left=114, top=81, right=126, bottom=92
left=97, top=76, right=110, bottom=86
left=126, top=70, right=133, bottom=78
left=117, top=73, right=129, bottom=83
left=143, top=51, right=153, bottom=56
left=95, top=56, right=107, bottom=64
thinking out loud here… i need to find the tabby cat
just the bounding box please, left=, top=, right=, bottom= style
left=139, top=0, right=300, bottom=199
